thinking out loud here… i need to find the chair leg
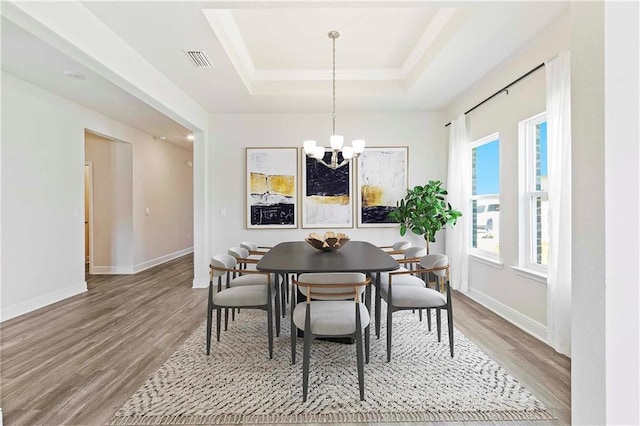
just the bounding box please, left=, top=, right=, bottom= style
left=216, top=307, right=222, bottom=342
left=206, top=284, right=213, bottom=355
left=447, top=306, right=454, bottom=358
left=224, top=308, right=229, bottom=331
left=375, top=286, right=382, bottom=339
left=281, top=275, right=287, bottom=319
left=274, top=280, right=281, bottom=338
left=302, top=310, right=312, bottom=402
left=436, top=308, right=442, bottom=342
left=427, top=308, right=432, bottom=331
left=419, top=309, right=423, bottom=322
left=267, top=301, right=273, bottom=360
left=365, top=323, right=370, bottom=364
left=355, top=308, right=365, bottom=401
left=291, top=312, right=297, bottom=365
left=386, top=306, right=393, bottom=362
left=232, top=308, right=235, bottom=322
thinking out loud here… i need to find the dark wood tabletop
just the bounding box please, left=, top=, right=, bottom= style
left=257, top=241, right=399, bottom=274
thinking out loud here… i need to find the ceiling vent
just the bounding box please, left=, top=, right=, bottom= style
left=184, top=50, right=213, bottom=68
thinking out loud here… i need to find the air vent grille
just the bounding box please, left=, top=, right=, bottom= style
left=184, top=50, right=213, bottom=68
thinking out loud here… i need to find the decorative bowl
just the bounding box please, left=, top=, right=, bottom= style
left=305, top=232, right=350, bottom=251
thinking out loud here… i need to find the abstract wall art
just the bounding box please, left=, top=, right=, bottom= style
left=246, top=148, right=298, bottom=228
left=357, top=146, right=408, bottom=227
left=302, top=150, right=353, bottom=228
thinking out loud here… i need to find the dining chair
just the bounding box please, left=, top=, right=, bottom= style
left=291, top=272, right=371, bottom=401
left=208, top=254, right=274, bottom=359
left=227, top=247, right=281, bottom=336
left=380, top=254, right=453, bottom=362
left=240, top=241, right=272, bottom=256
left=375, top=246, right=428, bottom=338
left=241, top=241, right=290, bottom=310
left=378, top=240, right=411, bottom=258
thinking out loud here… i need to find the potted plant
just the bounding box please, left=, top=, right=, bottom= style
left=388, top=180, right=462, bottom=254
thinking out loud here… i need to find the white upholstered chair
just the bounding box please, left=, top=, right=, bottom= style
left=291, top=272, right=371, bottom=401
left=207, top=254, right=274, bottom=359
left=375, top=246, right=428, bottom=338
left=380, top=254, right=453, bottom=362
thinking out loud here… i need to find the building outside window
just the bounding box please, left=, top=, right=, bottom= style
left=470, top=133, right=500, bottom=258
left=519, top=113, right=548, bottom=272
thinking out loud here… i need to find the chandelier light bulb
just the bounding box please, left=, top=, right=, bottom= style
left=352, top=139, right=366, bottom=154
left=303, top=140, right=317, bottom=155
left=330, top=135, right=344, bottom=151
left=342, top=146, right=354, bottom=160
left=313, top=146, right=326, bottom=160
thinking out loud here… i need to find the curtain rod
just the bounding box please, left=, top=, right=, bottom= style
left=444, top=62, right=545, bottom=127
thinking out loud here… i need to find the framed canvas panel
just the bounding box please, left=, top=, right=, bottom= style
left=357, top=146, right=409, bottom=227
left=246, top=147, right=298, bottom=229
left=302, top=149, right=353, bottom=228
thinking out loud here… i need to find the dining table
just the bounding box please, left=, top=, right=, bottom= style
left=257, top=240, right=399, bottom=358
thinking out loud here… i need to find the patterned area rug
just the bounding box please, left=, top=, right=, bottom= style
left=109, top=308, right=554, bottom=425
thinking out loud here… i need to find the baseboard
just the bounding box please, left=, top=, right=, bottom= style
left=90, top=248, right=194, bottom=275
left=91, top=265, right=134, bottom=274
left=133, top=247, right=194, bottom=273
left=466, top=288, right=549, bottom=344
left=192, top=277, right=209, bottom=289
left=1, top=282, right=88, bottom=322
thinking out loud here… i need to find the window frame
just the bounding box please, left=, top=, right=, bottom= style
left=469, top=132, right=501, bottom=261
left=518, top=112, right=548, bottom=275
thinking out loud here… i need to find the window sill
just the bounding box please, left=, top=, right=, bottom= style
left=469, top=254, right=504, bottom=269
left=510, top=266, right=547, bottom=283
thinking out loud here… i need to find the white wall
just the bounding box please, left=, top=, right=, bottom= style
left=85, top=133, right=134, bottom=273
left=604, top=3, right=640, bottom=423
left=443, top=15, right=570, bottom=339
left=570, top=3, right=605, bottom=423
left=1, top=73, right=194, bottom=321
left=130, top=132, right=193, bottom=271
left=207, top=112, right=448, bottom=261
left=2, top=73, right=87, bottom=321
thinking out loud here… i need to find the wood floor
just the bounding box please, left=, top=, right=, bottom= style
left=0, top=254, right=570, bottom=425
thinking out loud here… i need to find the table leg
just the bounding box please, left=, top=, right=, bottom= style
left=375, top=272, right=382, bottom=339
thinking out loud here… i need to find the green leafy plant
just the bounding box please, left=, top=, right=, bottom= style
left=388, top=180, right=462, bottom=254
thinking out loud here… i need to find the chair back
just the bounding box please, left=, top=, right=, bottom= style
left=228, top=246, right=250, bottom=260
left=419, top=254, right=449, bottom=277
left=392, top=241, right=411, bottom=251
left=404, top=246, right=427, bottom=259
left=402, top=246, right=427, bottom=270
left=210, top=254, right=237, bottom=277
left=240, top=242, right=258, bottom=252
left=295, top=272, right=369, bottom=301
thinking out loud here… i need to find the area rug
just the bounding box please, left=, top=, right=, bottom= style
left=109, top=308, right=555, bottom=425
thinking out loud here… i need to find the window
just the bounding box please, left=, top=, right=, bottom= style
left=470, top=133, right=500, bottom=258
left=519, top=113, right=548, bottom=272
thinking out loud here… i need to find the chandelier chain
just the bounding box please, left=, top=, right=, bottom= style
left=332, top=33, right=336, bottom=135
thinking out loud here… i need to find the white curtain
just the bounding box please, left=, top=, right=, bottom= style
left=546, top=50, right=572, bottom=356
left=446, top=114, right=470, bottom=293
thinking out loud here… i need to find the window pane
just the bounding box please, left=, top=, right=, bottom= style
left=472, top=197, right=500, bottom=255
left=536, top=122, right=548, bottom=191
left=533, top=195, right=549, bottom=266
left=472, top=139, right=500, bottom=196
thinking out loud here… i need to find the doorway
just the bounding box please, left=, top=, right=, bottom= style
left=84, top=162, right=93, bottom=275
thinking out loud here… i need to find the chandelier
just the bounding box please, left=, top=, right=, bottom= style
left=303, top=31, right=365, bottom=170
